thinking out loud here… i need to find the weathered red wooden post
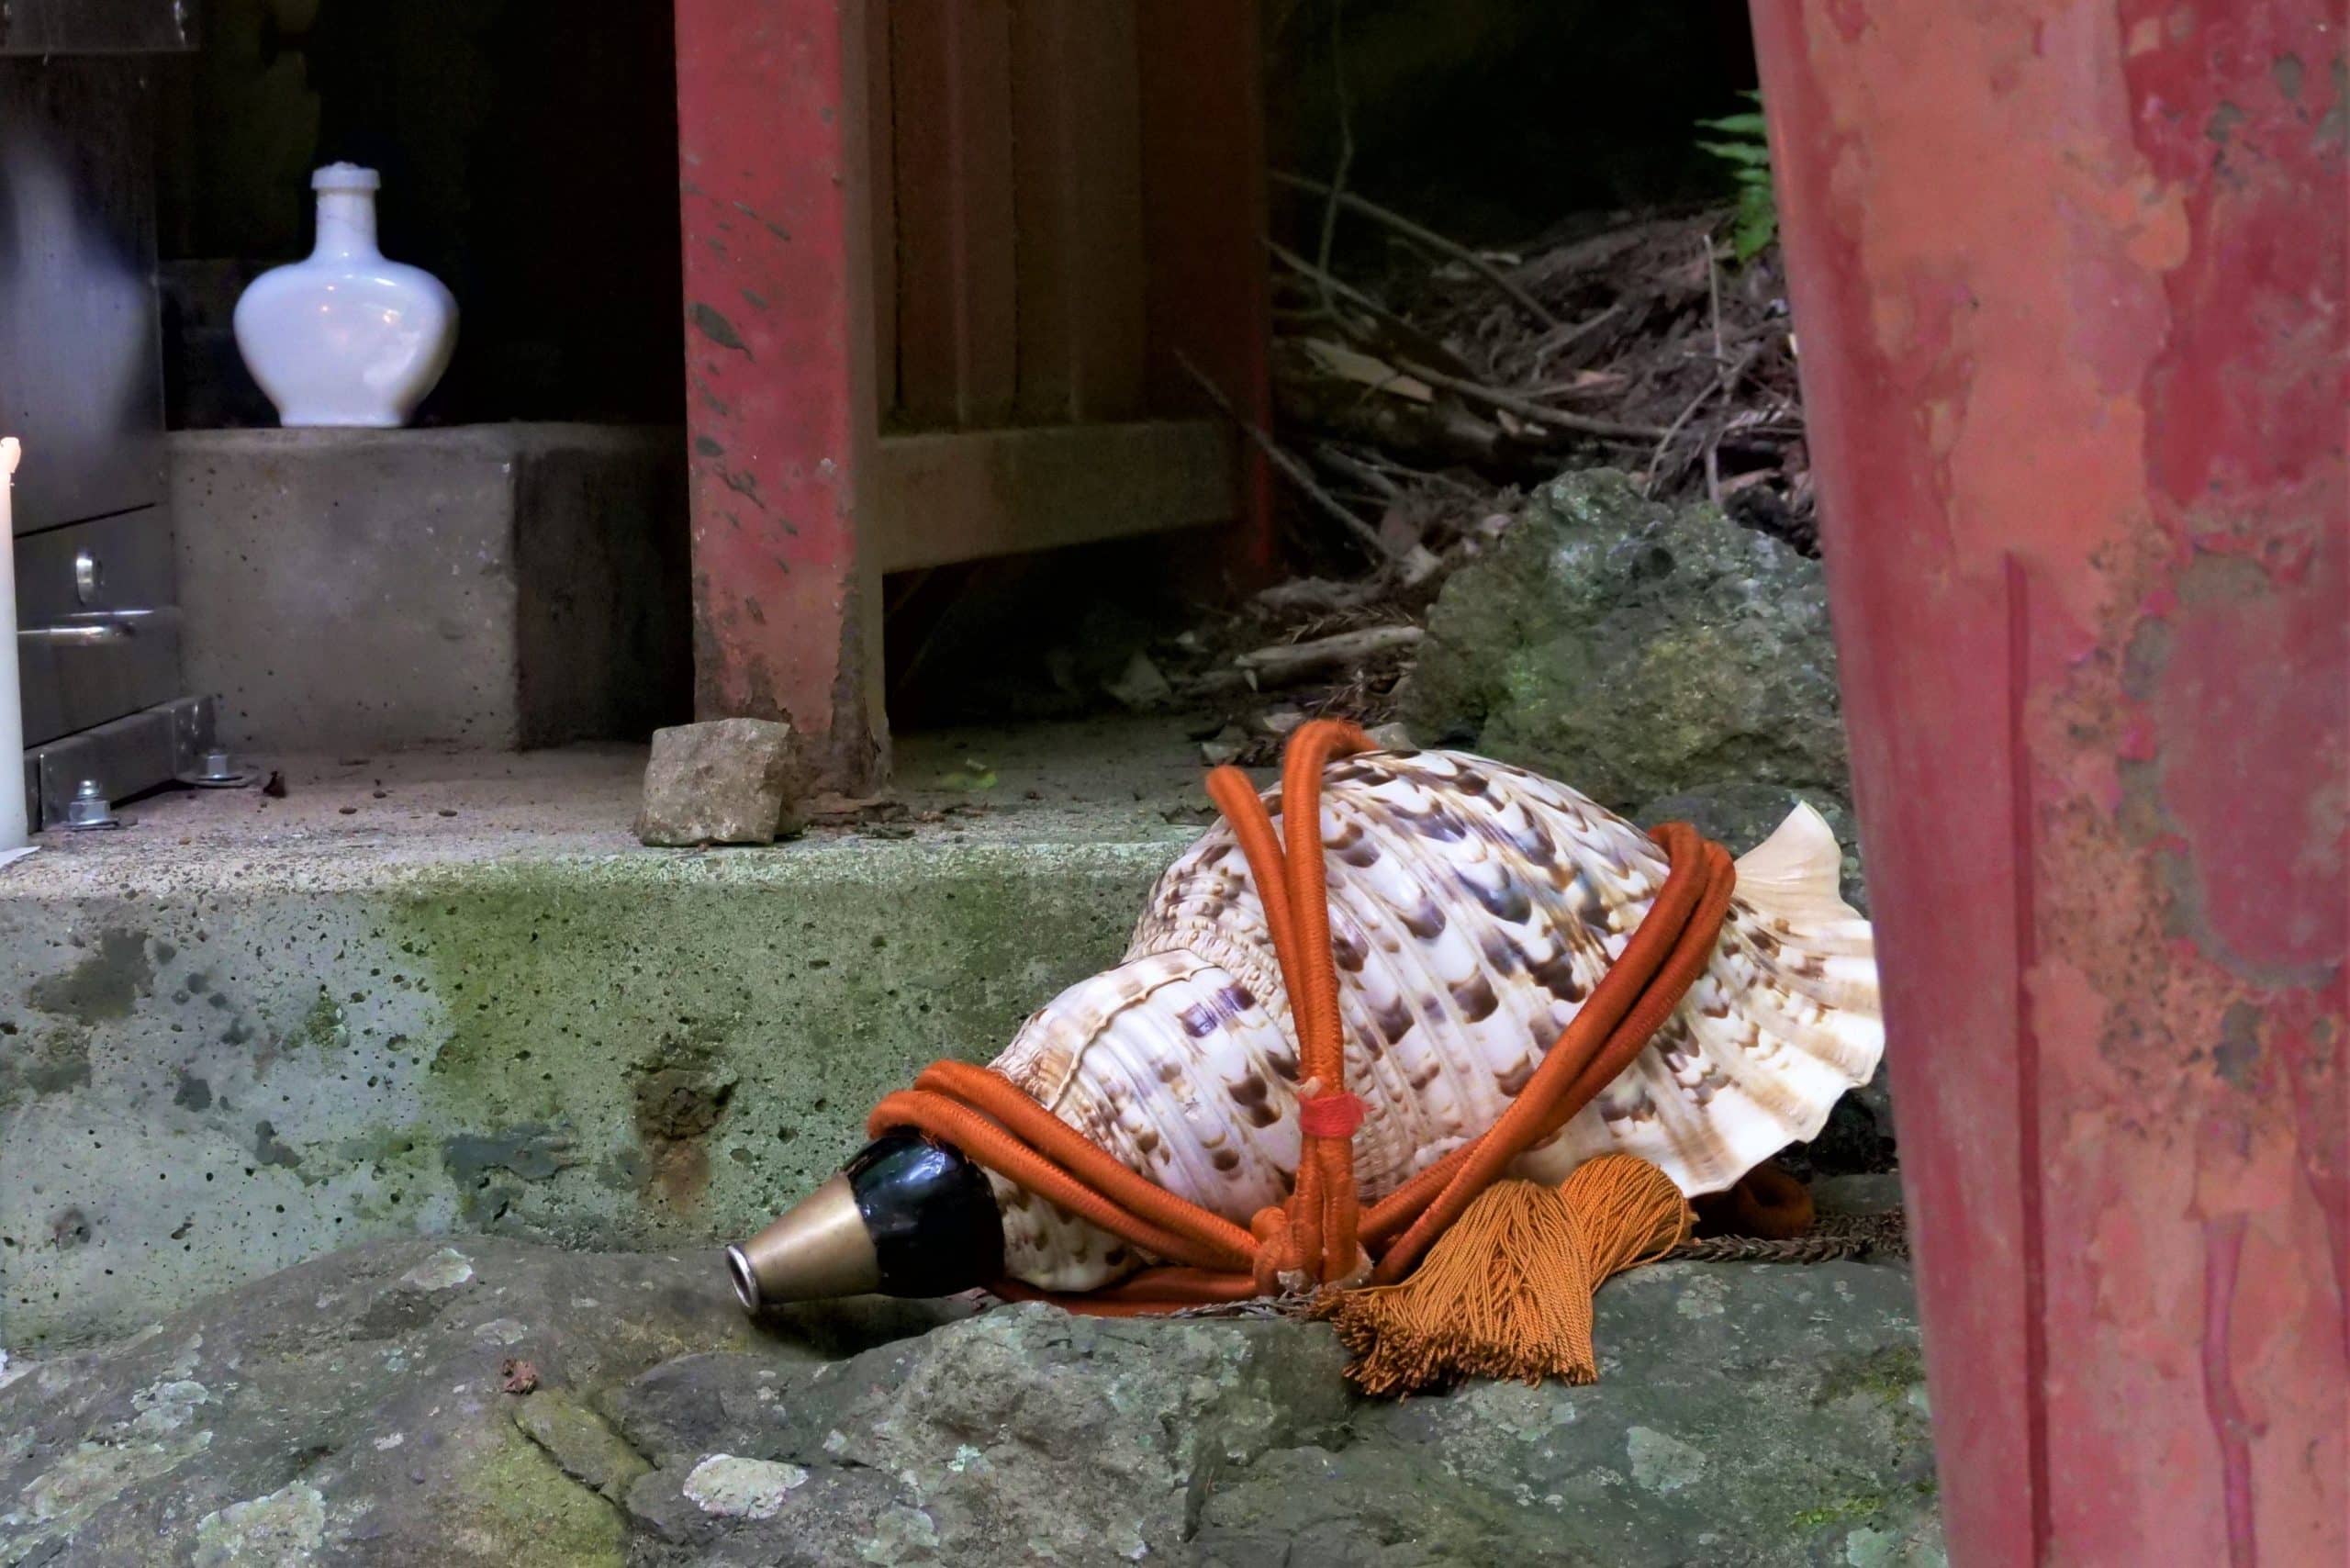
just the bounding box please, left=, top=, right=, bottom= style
left=1136, top=0, right=1277, bottom=574
left=1751, top=4, right=2344, bottom=1562
left=673, top=0, right=887, bottom=793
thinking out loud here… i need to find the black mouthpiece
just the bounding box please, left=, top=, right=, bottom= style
left=847, top=1128, right=1006, bottom=1296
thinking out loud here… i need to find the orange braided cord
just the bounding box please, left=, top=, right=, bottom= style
left=990, top=1268, right=1268, bottom=1316
left=1279, top=721, right=1376, bottom=1281
left=868, top=1078, right=1255, bottom=1271
left=1550, top=831, right=1738, bottom=1119
left=1205, top=766, right=1299, bottom=984
left=1205, top=720, right=1376, bottom=1287
left=1363, top=823, right=1733, bottom=1282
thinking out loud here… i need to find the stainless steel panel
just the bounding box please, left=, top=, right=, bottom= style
left=14, top=501, right=172, bottom=620
left=0, top=57, right=166, bottom=532
left=25, top=692, right=212, bottom=830
left=0, top=0, right=196, bottom=56
left=18, top=604, right=180, bottom=745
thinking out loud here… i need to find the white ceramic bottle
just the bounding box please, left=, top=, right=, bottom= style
left=234, top=164, right=457, bottom=428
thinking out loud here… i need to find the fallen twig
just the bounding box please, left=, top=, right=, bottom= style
left=1394, top=357, right=1669, bottom=442
left=1312, top=0, right=1354, bottom=321
left=1311, top=443, right=1406, bottom=502
left=1704, top=235, right=1726, bottom=363
left=1234, top=624, right=1424, bottom=684
left=1176, top=351, right=1393, bottom=559
left=1518, top=303, right=1627, bottom=380
left=1254, top=576, right=1386, bottom=614
left=1644, top=342, right=1762, bottom=492
left=1269, top=240, right=1475, bottom=378
left=1336, top=444, right=1486, bottom=499
left=1699, top=237, right=1728, bottom=508
left=1271, top=170, right=1563, bottom=330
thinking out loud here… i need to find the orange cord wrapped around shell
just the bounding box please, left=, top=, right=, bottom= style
left=868, top=720, right=1735, bottom=1387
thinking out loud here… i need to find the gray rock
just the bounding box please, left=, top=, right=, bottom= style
left=2, top=1235, right=1939, bottom=1566
left=1193, top=1263, right=1941, bottom=1567
left=614, top=1307, right=1355, bottom=1564
left=636, top=718, right=806, bottom=846
left=1812, top=1173, right=1906, bottom=1218
left=510, top=1390, right=652, bottom=1504
left=0, top=1237, right=957, bottom=1567
left=1401, top=470, right=1847, bottom=812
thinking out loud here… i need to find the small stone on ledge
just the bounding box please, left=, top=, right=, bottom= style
left=637, top=718, right=806, bottom=846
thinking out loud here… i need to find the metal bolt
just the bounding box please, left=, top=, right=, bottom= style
left=184, top=747, right=253, bottom=789
left=63, top=778, right=120, bottom=831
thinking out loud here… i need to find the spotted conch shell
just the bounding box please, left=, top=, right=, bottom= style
left=984, top=747, right=1882, bottom=1292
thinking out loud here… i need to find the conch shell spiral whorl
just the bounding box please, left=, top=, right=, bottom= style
left=731, top=747, right=1881, bottom=1307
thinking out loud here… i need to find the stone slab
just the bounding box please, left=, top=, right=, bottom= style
left=0, top=1235, right=1940, bottom=1566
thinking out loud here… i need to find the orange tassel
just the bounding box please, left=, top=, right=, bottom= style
left=1318, top=1154, right=1693, bottom=1395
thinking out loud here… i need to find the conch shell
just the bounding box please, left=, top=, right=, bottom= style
left=983, top=746, right=1881, bottom=1291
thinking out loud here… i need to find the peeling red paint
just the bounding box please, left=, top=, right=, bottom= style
left=1753, top=1, right=2344, bottom=1562
left=674, top=0, right=884, bottom=792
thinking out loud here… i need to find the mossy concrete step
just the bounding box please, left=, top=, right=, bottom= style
left=0, top=722, right=1212, bottom=1348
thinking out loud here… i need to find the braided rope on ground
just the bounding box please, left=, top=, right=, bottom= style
left=1106, top=1210, right=1911, bottom=1321
left=1668, top=1209, right=1908, bottom=1263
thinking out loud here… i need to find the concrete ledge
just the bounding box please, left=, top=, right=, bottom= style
left=0, top=722, right=1211, bottom=1345
left=173, top=424, right=690, bottom=753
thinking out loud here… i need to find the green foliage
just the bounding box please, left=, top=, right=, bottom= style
left=1696, top=92, right=1777, bottom=263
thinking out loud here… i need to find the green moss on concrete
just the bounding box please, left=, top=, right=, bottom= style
left=337, top=1125, right=447, bottom=1224
left=25, top=928, right=156, bottom=1023
left=291, top=988, right=349, bottom=1053
left=384, top=845, right=1166, bottom=1250
left=0, top=734, right=1202, bottom=1348
left=0, top=1021, right=93, bottom=1106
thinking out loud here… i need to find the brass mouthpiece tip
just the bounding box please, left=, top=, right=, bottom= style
left=724, top=1129, right=1005, bottom=1314
left=724, top=1244, right=762, bottom=1313
left=727, top=1173, right=882, bottom=1311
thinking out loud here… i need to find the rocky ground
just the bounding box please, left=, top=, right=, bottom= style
left=1, top=1234, right=1939, bottom=1567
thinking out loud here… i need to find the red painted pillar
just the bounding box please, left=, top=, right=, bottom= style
left=1752, top=4, right=2344, bottom=1562
left=674, top=0, right=886, bottom=792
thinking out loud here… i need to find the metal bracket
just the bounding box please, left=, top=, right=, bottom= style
left=22, top=692, right=215, bottom=832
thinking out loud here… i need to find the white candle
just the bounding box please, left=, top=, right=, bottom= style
left=0, top=437, right=24, bottom=849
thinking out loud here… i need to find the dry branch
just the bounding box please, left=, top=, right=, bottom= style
left=1177, top=351, right=1393, bottom=559
left=1271, top=170, right=1563, bottom=330
left=1234, top=624, right=1424, bottom=684
left=1394, top=358, right=1669, bottom=442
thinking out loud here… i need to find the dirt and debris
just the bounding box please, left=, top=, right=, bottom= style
left=1148, top=199, right=1810, bottom=746
left=1272, top=199, right=1812, bottom=545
